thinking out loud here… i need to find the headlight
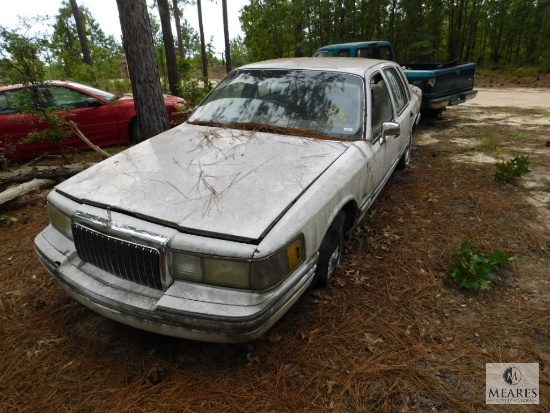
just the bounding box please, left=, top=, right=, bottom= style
left=170, top=236, right=305, bottom=290
left=203, top=259, right=251, bottom=288
left=171, top=252, right=251, bottom=288
left=48, top=202, right=73, bottom=239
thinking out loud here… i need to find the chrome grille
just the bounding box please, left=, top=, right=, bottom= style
left=72, top=224, right=163, bottom=290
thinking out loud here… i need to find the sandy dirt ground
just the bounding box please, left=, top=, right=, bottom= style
left=464, top=88, right=550, bottom=109
left=1, top=88, right=549, bottom=413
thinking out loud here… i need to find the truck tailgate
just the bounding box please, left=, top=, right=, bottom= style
left=404, top=62, right=477, bottom=110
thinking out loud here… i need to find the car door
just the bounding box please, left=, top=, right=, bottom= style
left=0, top=88, right=30, bottom=161
left=0, top=87, right=59, bottom=162
left=355, top=71, right=394, bottom=214
left=46, top=86, right=120, bottom=148
left=382, top=66, right=415, bottom=168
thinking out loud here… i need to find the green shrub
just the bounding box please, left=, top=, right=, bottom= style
left=447, top=239, right=512, bottom=290
left=493, top=155, right=530, bottom=182
left=180, top=78, right=212, bottom=106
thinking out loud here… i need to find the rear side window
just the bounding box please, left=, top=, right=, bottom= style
left=47, top=86, right=90, bottom=108
left=0, top=87, right=65, bottom=114
left=383, top=67, right=408, bottom=114
left=358, top=46, right=393, bottom=60
left=0, top=89, right=25, bottom=114
left=315, top=50, right=332, bottom=57
left=370, top=73, right=394, bottom=139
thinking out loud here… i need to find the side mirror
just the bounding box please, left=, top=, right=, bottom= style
left=86, top=97, right=103, bottom=107
left=382, top=121, right=400, bottom=139
left=378, top=121, right=400, bottom=144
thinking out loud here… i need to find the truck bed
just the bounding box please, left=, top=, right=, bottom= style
left=402, top=61, right=477, bottom=113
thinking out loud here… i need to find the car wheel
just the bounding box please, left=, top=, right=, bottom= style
left=315, top=212, right=345, bottom=288
left=396, top=134, right=412, bottom=170
left=129, top=118, right=142, bottom=144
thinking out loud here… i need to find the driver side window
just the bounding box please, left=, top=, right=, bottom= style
left=47, top=86, right=90, bottom=109
left=370, top=73, right=394, bottom=139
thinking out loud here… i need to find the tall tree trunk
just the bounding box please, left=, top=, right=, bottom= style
left=389, top=0, right=397, bottom=45
left=464, top=0, right=479, bottom=61
left=158, top=0, right=180, bottom=96
left=222, top=0, right=232, bottom=73
left=292, top=0, right=304, bottom=57
left=448, top=0, right=456, bottom=61
left=69, top=0, right=93, bottom=66
left=116, top=0, right=170, bottom=141
left=172, top=0, right=185, bottom=58
left=197, top=0, right=208, bottom=80
left=492, top=0, right=508, bottom=64
left=531, top=0, right=549, bottom=65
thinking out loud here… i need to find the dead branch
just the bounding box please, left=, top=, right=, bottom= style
left=69, top=121, right=112, bottom=159
left=0, top=163, right=95, bottom=188
left=2, top=189, right=49, bottom=209
left=0, top=179, right=55, bottom=206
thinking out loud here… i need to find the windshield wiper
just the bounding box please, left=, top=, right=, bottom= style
left=188, top=121, right=342, bottom=141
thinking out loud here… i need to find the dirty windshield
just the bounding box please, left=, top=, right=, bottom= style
left=189, top=69, right=364, bottom=139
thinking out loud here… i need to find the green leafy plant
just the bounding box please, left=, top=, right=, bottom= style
left=447, top=238, right=512, bottom=290
left=180, top=78, right=212, bottom=106
left=17, top=87, right=74, bottom=164
left=493, top=155, right=530, bottom=182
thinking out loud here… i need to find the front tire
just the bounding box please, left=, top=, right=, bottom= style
left=315, top=212, right=345, bottom=288
left=396, top=134, right=412, bottom=171
left=129, top=118, right=142, bottom=144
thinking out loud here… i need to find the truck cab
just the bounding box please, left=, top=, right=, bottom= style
left=314, top=41, right=395, bottom=61
left=314, top=41, right=477, bottom=116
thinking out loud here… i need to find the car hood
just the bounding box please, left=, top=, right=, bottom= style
left=56, top=124, right=350, bottom=242
left=116, top=93, right=185, bottom=104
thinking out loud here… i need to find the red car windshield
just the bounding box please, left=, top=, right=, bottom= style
left=67, top=82, right=115, bottom=101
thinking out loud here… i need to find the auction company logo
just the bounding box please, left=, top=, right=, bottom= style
left=486, top=363, right=539, bottom=404
left=503, top=367, right=521, bottom=385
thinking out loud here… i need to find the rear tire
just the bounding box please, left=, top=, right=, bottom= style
left=315, top=212, right=345, bottom=288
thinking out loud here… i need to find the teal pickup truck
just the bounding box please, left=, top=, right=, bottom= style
left=315, top=41, right=477, bottom=116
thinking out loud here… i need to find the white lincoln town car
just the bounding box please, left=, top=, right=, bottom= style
left=35, top=58, right=421, bottom=343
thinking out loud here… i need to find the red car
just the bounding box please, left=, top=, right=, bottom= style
left=0, top=81, right=190, bottom=163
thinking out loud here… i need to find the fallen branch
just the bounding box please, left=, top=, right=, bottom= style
left=0, top=163, right=95, bottom=187
left=69, top=121, right=112, bottom=159
left=2, top=189, right=49, bottom=209
left=0, top=179, right=55, bottom=206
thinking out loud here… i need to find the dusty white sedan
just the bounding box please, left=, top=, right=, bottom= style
left=35, top=58, right=421, bottom=343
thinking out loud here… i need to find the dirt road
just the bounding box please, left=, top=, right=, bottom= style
left=464, top=87, right=550, bottom=108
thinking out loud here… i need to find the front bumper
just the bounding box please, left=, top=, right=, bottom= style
left=35, top=225, right=317, bottom=343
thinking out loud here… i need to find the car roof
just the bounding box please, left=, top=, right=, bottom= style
left=0, top=81, right=73, bottom=92
left=316, top=40, right=392, bottom=49
left=238, top=57, right=392, bottom=77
